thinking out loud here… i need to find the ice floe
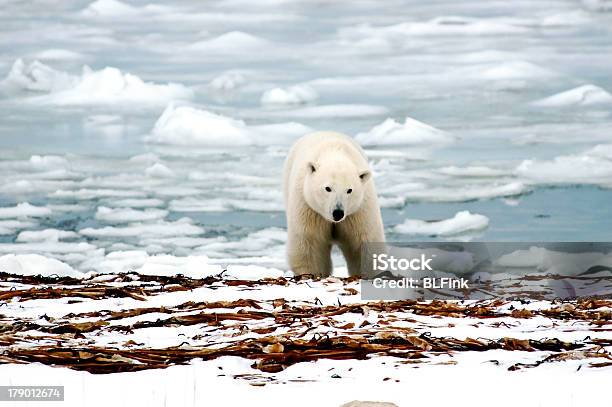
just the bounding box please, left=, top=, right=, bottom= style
left=0, top=203, right=52, bottom=219
left=405, top=182, right=529, bottom=203
left=532, top=84, right=612, bottom=107
left=104, top=198, right=165, bottom=208
left=0, top=254, right=81, bottom=277
left=148, top=104, right=312, bottom=146
left=261, top=85, right=318, bottom=106
left=16, top=229, right=79, bottom=242
left=516, top=146, right=612, bottom=186
left=470, top=61, right=559, bottom=81
left=145, top=163, right=175, bottom=178
left=31, top=48, right=86, bottom=61
left=0, top=220, right=38, bottom=236
left=185, top=32, right=271, bottom=54
left=0, top=59, right=76, bottom=94
left=28, top=155, right=69, bottom=170
left=94, top=206, right=169, bottom=223
left=338, top=17, right=530, bottom=51
left=437, top=166, right=509, bottom=178
left=2, top=60, right=193, bottom=106
left=355, top=117, right=454, bottom=147
left=77, top=250, right=285, bottom=279
left=394, top=211, right=489, bottom=236
left=149, top=104, right=253, bottom=146
left=268, top=104, right=388, bottom=119
left=496, top=246, right=612, bottom=276
left=79, top=218, right=204, bottom=238
left=209, top=71, right=247, bottom=91
left=80, top=0, right=171, bottom=19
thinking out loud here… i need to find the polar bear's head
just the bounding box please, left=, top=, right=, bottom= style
left=303, top=157, right=371, bottom=223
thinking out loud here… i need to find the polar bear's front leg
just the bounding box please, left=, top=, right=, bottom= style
left=287, top=232, right=333, bottom=277
left=336, top=204, right=385, bottom=277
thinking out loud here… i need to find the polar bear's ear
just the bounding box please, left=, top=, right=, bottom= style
left=307, top=162, right=318, bottom=174
left=359, top=170, right=371, bottom=183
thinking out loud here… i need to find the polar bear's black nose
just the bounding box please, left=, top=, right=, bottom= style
left=332, top=209, right=344, bottom=222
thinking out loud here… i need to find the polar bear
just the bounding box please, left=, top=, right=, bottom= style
left=283, top=131, right=385, bottom=277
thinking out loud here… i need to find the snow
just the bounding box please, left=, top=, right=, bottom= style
left=261, top=85, right=318, bottom=105
left=394, top=210, right=489, bottom=236
left=0, top=254, right=81, bottom=277
left=0, top=359, right=609, bottom=407
left=355, top=117, right=454, bottom=147
left=0, top=202, right=52, bottom=219
left=532, top=84, right=612, bottom=107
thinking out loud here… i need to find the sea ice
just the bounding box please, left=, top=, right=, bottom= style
left=0, top=59, right=76, bottom=94
left=148, top=104, right=312, bottom=146
left=261, top=85, right=318, bottom=105
left=103, top=198, right=165, bottom=208
left=30, top=49, right=85, bottom=61
left=94, top=206, right=169, bottom=223
left=0, top=254, right=81, bottom=277
left=516, top=153, right=612, bottom=186
left=148, top=104, right=253, bottom=146
left=437, top=166, right=509, bottom=177
left=145, top=163, right=175, bottom=178
left=405, top=182, right=529, bottom=202
left=0, top=203, right=52, bottom=219
left=79, top=218, right=204, bottom=238
left=355, top=117, right=454, bottom=147
left=268, top=104, right=388, bottom=119
left=209, top=71, right=247, bottom=91
left=185, top=32, right=270, bottom=54
left=16, top=229, right=79, bottom=242
left=3, top=60, right=194, bottom=106
left=532, top=84, right=612, bottom=107
left=394, top=210, right=489, bottom=236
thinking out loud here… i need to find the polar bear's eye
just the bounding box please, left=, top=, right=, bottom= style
left=347, top=189, right=352, bottom=194
left=325, top=186, right=332, bottom=192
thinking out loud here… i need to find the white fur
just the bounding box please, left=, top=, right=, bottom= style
left=283, top=131, right=385, bottom=277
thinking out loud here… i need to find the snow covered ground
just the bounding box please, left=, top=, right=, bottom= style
left=1, top=0, right=612, bottom=405
left=0, top=270, right=610, bottom=406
